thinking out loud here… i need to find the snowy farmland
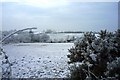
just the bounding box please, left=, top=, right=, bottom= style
left=3, top=43, right=74, bottom=78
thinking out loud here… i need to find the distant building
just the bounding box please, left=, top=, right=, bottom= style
left=118, top=1, right=120, bottom=29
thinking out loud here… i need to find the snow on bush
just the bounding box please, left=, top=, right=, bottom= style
left=1, top=31, right=50, bottom=44
left=0, top=47, right=12, bottom=79
left=67, top=29, right=120, bottom=80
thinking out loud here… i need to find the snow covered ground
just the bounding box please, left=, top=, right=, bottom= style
left=48, top=33, right=83, bottom=41
left=3, top=43, right=74, bottom=78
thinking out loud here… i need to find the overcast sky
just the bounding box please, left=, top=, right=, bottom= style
left=1, top=0, right=119, bottom=32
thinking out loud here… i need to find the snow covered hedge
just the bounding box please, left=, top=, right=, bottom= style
left=67, top=29, right=120, bottom=80
left=1, top=31, right=50, bottom=44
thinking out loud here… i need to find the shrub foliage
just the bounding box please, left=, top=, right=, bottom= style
left=67, top=29, right=120, bottom=80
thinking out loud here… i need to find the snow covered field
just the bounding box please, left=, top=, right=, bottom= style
left=3, top=43, right=74, bottom=78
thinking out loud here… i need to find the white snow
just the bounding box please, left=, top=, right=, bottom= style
left=48, top=33, right=83, bottom=41
left=89, top=53, right=97, bottom=62
left=3, top=43, right=74, bottom=78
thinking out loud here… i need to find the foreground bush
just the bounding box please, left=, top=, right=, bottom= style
left=67, top=29, right=120, bottom=80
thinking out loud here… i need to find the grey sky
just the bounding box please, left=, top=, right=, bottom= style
left=1, top=1, right=118, bottom=32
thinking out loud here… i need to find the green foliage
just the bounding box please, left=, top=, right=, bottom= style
left=67, top=29, right=120, bottom=80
